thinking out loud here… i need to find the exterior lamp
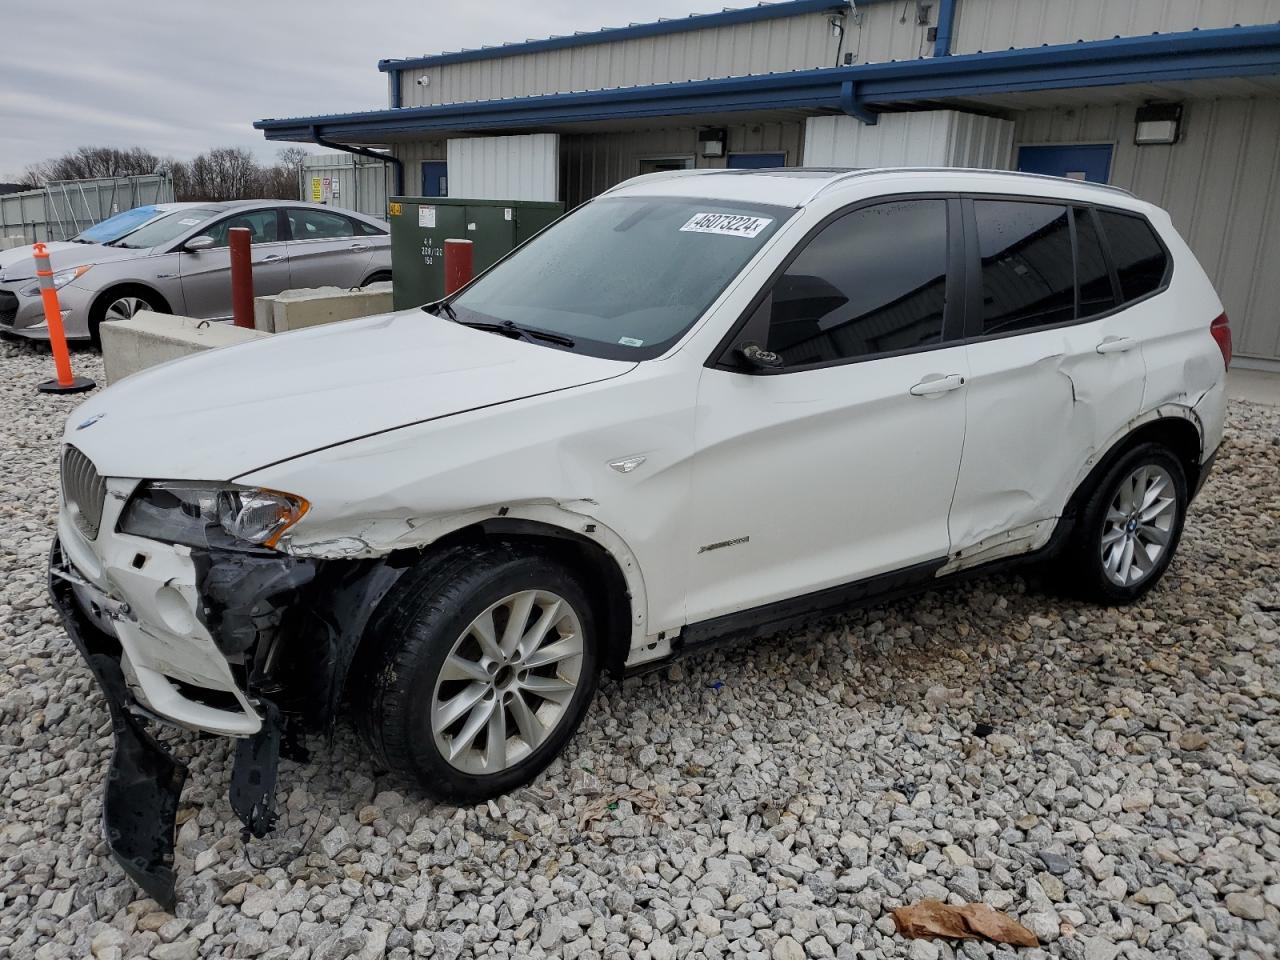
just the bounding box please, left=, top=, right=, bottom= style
left=1134, top=103, right=1183, bottom=145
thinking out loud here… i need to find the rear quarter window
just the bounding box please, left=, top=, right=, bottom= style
left=1097, top=210, right=1169, bottom=302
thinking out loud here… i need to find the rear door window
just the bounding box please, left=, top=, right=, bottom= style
left=760, top=198, right=951, bottom=366
left=287, top=208, right=355, bottom=241
left=973, top=200, right=1075, bottom=335
left=1097, top=210, right=1169, bottom=302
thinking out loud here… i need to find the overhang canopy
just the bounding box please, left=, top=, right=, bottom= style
left=256, top=23, right=1280, bottom=145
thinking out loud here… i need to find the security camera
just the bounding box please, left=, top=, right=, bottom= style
left=416, top=76, right=431, bottom=87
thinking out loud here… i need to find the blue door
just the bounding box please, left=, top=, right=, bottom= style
left=728, top=152, right=787, bottom=169
left=421, top=161, right=448, bottom=197
left=1017, top=144, right=1113, bottom=183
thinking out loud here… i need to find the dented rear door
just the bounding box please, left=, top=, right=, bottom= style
left=947, top=200, right=1146, bottom=565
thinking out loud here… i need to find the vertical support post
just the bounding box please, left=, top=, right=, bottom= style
left=933, top=0, right=957, bottom=57
left=444, top=239, right=474, bottom=295
left=229, top=227, right=255, bottom=329
left=32, top=242, right=95, bottom=394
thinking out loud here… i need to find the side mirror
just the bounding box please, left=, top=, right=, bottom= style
left=735, top=341, right=784, bottom=371
left=184, top=236, right=214, bottom=252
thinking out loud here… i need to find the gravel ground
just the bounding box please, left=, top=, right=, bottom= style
left=1, top=339, right=1278, bottom=960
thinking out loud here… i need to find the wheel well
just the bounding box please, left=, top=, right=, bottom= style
left=392, top=519, right=635, bottom=679
left=362, top=270, right=392, bottom=286
left=1069, top=416, right=1202, bottom=518
left=89, top=283, right=171, bottom=332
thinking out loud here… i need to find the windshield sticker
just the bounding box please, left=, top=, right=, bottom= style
left=618, top=336, right=645, bottom=347
left=680, top=212, right=773, bottom=238
left=177, top=218, right=201, bottom=226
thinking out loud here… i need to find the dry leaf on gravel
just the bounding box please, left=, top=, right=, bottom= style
left=891, top=900, right=1039, bottom=948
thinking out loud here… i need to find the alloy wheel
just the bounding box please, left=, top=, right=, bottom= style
left=1099, top=464, right=1178, bottom=587
left=103, top=296, right=151, bottom=323
left=430, top=590, right=584, bottom=774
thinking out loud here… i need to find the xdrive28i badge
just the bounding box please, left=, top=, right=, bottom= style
left=76, top=413, right=105, bottom=430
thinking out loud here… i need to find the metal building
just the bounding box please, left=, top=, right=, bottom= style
left=256, top=0, right=1280, bottom=367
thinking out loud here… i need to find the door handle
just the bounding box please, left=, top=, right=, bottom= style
left=1096, top=336, right=1137, bottom=355
left=349, top=243, right=369, bottom=251
left=909, top=373, right=965, bottom=397
left=260, top=254, right=284, bottom=263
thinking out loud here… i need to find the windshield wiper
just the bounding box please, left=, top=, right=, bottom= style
left=453, top=317, right=575, bottom=348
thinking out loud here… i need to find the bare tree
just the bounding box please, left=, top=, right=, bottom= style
left=23, top=146, right=162, bottom=185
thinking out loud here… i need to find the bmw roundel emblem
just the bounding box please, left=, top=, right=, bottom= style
left=76, top=413, right=106, bottom=431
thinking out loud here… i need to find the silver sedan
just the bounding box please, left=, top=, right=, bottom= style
left=0, top=200, right=391, bottom=343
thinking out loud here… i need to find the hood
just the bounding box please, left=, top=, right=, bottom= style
left=65, top=309, right=635, bottom=480
left=0, top=242, right=143, bottom=283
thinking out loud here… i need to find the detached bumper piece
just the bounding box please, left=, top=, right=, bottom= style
left=48, top=539, right=284, bottom=907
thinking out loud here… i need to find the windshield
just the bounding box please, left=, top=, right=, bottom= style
left=449, top=196, right=791, bottom=360
left=110, top=208, right=218, bottom=249
left=73, top=205, right=163, bottom=244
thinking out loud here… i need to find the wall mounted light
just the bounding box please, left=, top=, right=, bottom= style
left=1135, top=102, right=1183, bottom=145
left=698, top=128, right=727, bottom=158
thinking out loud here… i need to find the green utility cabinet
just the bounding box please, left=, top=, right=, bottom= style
left=388, top=196, right=563, bottom=310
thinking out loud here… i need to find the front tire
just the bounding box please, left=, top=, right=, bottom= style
left=1063, top=442, right=1188, bottom=603
left=356, top=544, right=598, bottom=803
left=88, top=286, right=166, bottom=346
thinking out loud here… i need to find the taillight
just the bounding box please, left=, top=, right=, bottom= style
left=1210, top=313, right=1232, bottom=370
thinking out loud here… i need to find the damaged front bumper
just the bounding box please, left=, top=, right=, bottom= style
left=49, top=537, right=293, bottom=908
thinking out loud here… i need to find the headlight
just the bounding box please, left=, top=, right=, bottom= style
left=21, top=264, right=92, bottom=297
left=119, top=482, right=309, bottom=550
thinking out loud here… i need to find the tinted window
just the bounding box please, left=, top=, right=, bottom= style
left=1075, top=207, right=1118, bottom=318
left=974, top=200, right=1075, bottom=335
left=288, top=208, right=355, bottom=240
left=206, top=209, right=280, bottom=247
left=762, top=199, right=949, bottom=366
left=1098, top=210, right=1168, bottom=301
left=353, top=218, right=387, bottom=236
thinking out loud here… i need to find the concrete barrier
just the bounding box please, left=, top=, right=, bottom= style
left=254, top=282, right=393, bottom=334
left=100, top=311, right=269, bottom=385
left=100, top=285, right=394, bottom=384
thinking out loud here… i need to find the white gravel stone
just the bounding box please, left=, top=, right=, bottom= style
left=1, top=343, right=1277, bottom=960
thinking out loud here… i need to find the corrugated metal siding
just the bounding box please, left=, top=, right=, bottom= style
left=446, top=134, right=559, bottom=201
left=298, top=154, right=389, bottom=219
left=397, top=7, right=935, bottom=108
left=559, top=120, right=806, bottom=208
left=1015, top=97, right=1280, bottom=361
left=803, top=112, right=1014, bottom=168
left=953, top=0, right=1280, bottom=55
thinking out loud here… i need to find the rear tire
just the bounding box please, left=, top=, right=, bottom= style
left=1060, top=442, right=1188, bottom=603
left=354, top=543, right=598, bottom=804
left=89, top=285, right=168, bottom=347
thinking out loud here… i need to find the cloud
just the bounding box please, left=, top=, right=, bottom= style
left=2, top=0, right=731, bottom=177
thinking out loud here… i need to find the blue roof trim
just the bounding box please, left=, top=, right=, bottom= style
left=257, top=23, right=1280, bottom=141
left=377, top=0, right=853, bottom=72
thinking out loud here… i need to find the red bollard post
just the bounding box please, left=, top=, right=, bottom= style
left=33, top=242, right=95, bottom=395
left=229, top=227, right=255, bottom=329
left=444, top=239, right=474, bottom=295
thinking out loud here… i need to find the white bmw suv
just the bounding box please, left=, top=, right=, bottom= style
left=50, top=168, right=1229, bottom=904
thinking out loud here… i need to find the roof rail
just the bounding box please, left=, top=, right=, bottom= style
left=803, top=166, right=1137, bottom=204
left=600, top=168, right=726, bottom=196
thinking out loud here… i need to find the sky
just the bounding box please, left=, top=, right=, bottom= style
left=0, top=0, right=733, bottom=179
